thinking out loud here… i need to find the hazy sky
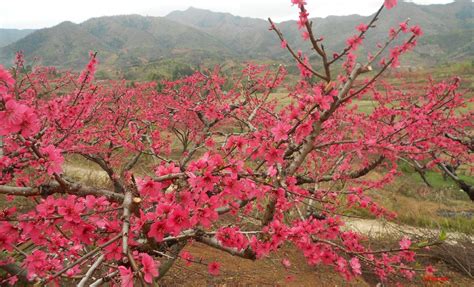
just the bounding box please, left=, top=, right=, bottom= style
left=1, top=0, right=455, bottom=29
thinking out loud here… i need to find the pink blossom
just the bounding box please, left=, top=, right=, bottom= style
left=0, top=100, right=27, bottom=135
left=0, top=3, right=468, bottom=282
left=350, top=257, right=362, bottom=275
left=180, top=251, right=194, bottom=266
left=78, top=52, right=98, bottom=83
left=138, top=178, right=162, bottom=200
left=15, top=51, right=24, bottom=68
left=57, top=198, right=84, bottom=223
left=208, top=261, right=221, bottom=276
left=40, top=145, right=64, bottom=175
left=313, top=87, right=334, bottom=111
left=0, top=222, right=18, bottom=251
left=148, top=220, right=167, bottom=242
left=399, top=236, right=411, bottom=250
left=281, top=258, right=291, bottom=268
left=302, top=31, right=310, bottom=41
left=267, top=165, right=277, bottom=177
left=425, top=265, right=436, bottom=275
left=192, top=207, right=218, bottom=228
left=291, top=0, right=307, bottom=8
left=335, top=257, right=347, bottom=273
left=141, top=253, right=159, bottom=283
left=7, top=275, right=18, bottom=286
left=104, top=243, right=122, bottom=261
left=346, top=35, right=363, bottom=50
left=271, top=122, right=291, bottom=141
left=166, top=207, right=190, bottom=235
left=36, top=197, right=57, bottom=216
left=0, top=98, right=39, bottom=137
left=119, top=266, right=134, bottom=287
left=399, top=22, right=408, bottom=32
left=18, top=108, right=40, bottom=137
left=217, top=227, right=249, bottom=250
left=264, top=146, right=284, bottom=165
left=0, top=65, right=14, bottom=95
left=356, top=23, right=369, bottom=32
left=25, top=250, right=48, bottom=280
left=410, top=25, right=423, bottom=36
left=384, top=0, right=398, bottom=10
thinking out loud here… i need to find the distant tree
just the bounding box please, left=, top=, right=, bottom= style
left=0, top=0, right=472, bottom=285
left=171, top=64, right=195, bottom=80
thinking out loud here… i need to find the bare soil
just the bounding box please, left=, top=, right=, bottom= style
left=160, top=242, right=474, bottom=287
left=160, top=242, right=368, bottom=287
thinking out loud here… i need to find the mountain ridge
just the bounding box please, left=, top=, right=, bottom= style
left=0, top=28, right=35, bottom=48
left=0, top=1, right=472, bottom=78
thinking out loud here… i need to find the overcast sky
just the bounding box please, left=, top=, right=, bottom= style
left=1, top=0, right=455, bottom=29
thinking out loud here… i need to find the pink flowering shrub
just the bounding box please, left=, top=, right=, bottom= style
left=0, top=1, right=472, bottom=286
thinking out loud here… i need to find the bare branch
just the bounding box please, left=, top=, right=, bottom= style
left=439, top=162, right=474, bottom=201
left=268, top=18, right=328, bottom=81
left=0, top=182, right=123, bottom=202
left=121, top=152, right=143, bottom=176
left=47, top=234, right=121, bottom=282
left=286, top=63, right=362, bottom=176
left=328, top=5, right=384, bottom=65
left=121, top=191, right=133, bottom=255
left=89, top=271, right=119, bottom=287
left=196, top=236, right=256, bottom=260
left=77, top=254, right=105, bottom=287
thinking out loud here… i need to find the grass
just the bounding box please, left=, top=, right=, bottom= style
left=268, top=92, right=293, bottom=111
left=349, top=100, right=377, bottom=114
left=348, top=189, right=474, bottom=235
left=271, top=60, right=474, bottom=115
left=350, top=162, right=474, bottom=234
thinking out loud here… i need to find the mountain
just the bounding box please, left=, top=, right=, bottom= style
left=167, top=0, right=473, bottom=66
left=166, top=7, right=279, bottom=58
left=0, top=15, right=233, bottom=76
left=0, top=29, right=35, bottom=48
left=0, top=0, right=472, bottom=79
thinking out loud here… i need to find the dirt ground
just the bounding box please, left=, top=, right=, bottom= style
left=159, top=242, right=474, bottom=287
left=160, top=242, right=368, bottom=287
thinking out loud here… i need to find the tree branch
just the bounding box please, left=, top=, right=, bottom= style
left=0, top=182, right=123, bottom=202
left=77, top=254, right=105, bottom=287
left=47, top=234, right=121, bottom=282
left=196, top=236, right=256, bottom=260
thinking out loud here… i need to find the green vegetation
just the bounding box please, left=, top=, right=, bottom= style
left=347, top=160, right=474, bottom=235
left=0, top=28, right=34, bottom=47
left=1, top=1, right=473, bottom=80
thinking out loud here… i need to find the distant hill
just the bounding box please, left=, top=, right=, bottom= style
left=166, top=7, right=278, bottom=59
left=167, top=0, right=473, bottom=66
left=0, top=0, right=472, bottom=78
left=0, top=29, right=35, bottom=48
left=0, top=16, right=233, bottom=72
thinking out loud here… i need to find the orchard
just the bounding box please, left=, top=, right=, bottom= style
left=0, top=0, right=472, bottom=285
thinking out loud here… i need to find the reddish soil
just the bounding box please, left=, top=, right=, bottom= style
left=160, top=243, right=474, bottom=287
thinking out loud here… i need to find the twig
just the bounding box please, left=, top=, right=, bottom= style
left=121, top=191, right=133, bottom=255
left=47, top=234, right=121, bottom=282
left=77, top=254, right=105, bottom=287
left=89, top=271, right=119, bottom=287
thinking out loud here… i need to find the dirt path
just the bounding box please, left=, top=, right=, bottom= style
left=345, top=218, right=474, bottom=244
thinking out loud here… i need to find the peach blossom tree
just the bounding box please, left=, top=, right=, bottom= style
left=0, top=0, right=472, bottom=285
